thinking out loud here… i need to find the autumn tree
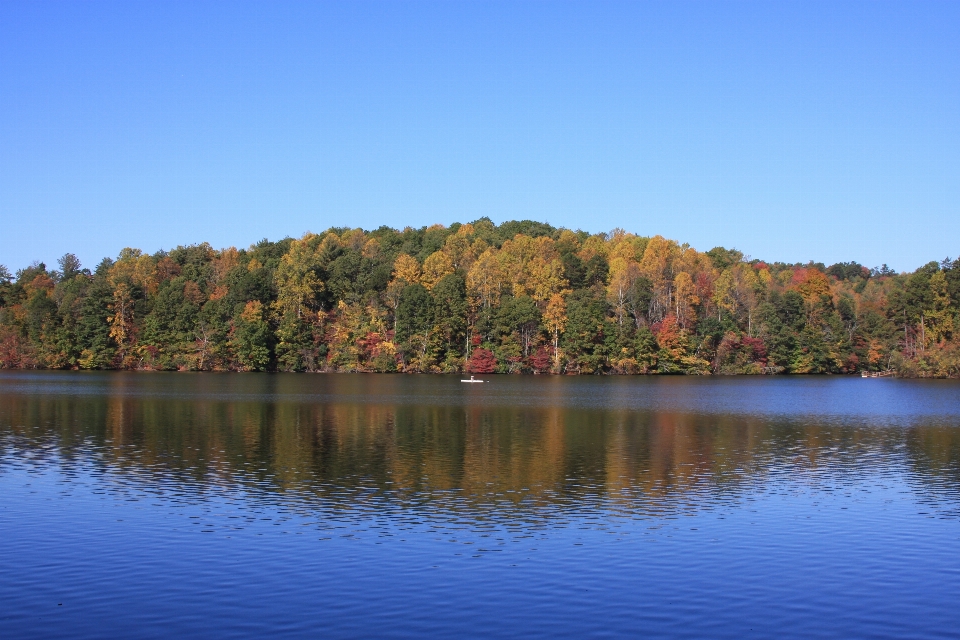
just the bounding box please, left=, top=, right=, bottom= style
left=274, top=234, right=325, bottom=370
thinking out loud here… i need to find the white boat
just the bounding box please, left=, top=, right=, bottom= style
left=461, top=375, right=484, bottom=383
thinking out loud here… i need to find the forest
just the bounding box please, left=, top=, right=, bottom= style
left=1, top=219, right=958, bottom=377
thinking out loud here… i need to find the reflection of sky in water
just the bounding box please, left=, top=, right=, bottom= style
left=1, top=372, right=960, bottom=638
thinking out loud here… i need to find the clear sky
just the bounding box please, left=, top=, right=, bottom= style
left=1, top=0, right=958, bottom=273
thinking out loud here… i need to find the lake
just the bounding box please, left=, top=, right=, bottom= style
left=1, top=371, right=959, bottom=638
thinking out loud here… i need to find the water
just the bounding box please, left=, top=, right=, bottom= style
left=1, top=372, right=959, bottom=638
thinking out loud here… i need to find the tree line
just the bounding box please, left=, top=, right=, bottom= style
left=1, top=219, right=957, bottom=376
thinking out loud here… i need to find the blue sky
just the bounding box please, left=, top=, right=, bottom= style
left=1, top=0, right=958, bottom=273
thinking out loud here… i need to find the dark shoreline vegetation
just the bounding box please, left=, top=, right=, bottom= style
left=0, top=218, right=957, bottom=377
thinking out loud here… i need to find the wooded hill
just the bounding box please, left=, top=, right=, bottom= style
left=1, top=219, right=957, bottom=376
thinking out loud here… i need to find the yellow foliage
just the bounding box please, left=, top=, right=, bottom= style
left=442, top=233, right=475, bottom=270
left=795, top=269, right=831, bottom=301
left=213, top=248, right=240, bottom=284
left=608, top=232, right=648, bottom=264
left=675, top=247, right=711, bottom=276
left=556, top=229, right=581, bottom=255
left=673, top=271, right=698, bottom=328
left=362, top=238, right=382, bottom=259
left=393, top=254, right=422, bottom=285
left=109, top=248, right=158, bottom=295
left=467, top=248, right=504, bottom=309
left=639, top=236, right=681, bottom=286
left=544, top=293, right=568, bottom=371
left=757, top=267, right=772, bottom=289
left=578, top=234, right=609, bottom=263
left=240, top=300, right=264, bottom=323
left=316, top=233, right=342, bottom=258
left=544, top=293, right=567, bottom=334
left=274, top=234, right=324, bottom=317
left=341, top=228, right=366, bottom=251
left=713, top=264, right=758, bottom=321
left=607, top=256, right=642, bottom=324
left=421, top=251, right=454, bottom=289
left=496, top=235, right=566, bottom=303
left=927, top=271, right=954, bottom=344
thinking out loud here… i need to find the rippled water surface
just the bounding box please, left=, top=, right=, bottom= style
left=2, top=372, right=960, bottom=638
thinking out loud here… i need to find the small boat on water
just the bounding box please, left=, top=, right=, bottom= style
left=461, top=375, right=484, bottom=383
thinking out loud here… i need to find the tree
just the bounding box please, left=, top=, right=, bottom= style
left=495, top=295, right=540, bottom=358
left=673, top=271, right=699, bottom=329
left=230, top=301, right=271, bottom=371
left=529, top=346, right=552, bottom=373
left=431, top=273, right=467, bottom=362
left=75, top=265, right=115, bottom=369
left=705, top=246, right=743, bottom=271
left=395, top=283, right=433, bottom=371
left=607, top=257, right=641, bottom=330
left=639, top=236, right=680, bottom=323
left=274, top=235, right=325, bottom=370
left=466, top=347, right=496, bottom=373
left=275, top=235, right=324, bottom=318
left=467, top=248, right=503, bottom=309
left=393, top=253, right=422, bottom=285
left=543, top=293, right=567, bottom=372
left=561, top=290, right=608, bottom=373
left=57, top=254, right=83, bottom=280
left=421, top=251, right=454, bottom=290
left=926, top=271, right=954, bottom=344
left=442, top=228, right=476, bottom=270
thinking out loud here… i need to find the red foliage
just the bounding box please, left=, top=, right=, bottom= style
left=652, top=314, right=678, bottom=338
left=30, top=274, right=55, bottom=292
left=357, top=332, right=383, bottom=358
left=653, top=315, right=686, bottom=356
left=790, top=267, right=829, bottom=288
left=790, top=267, right=831, bottom=300
left=529, top=346, right=551, bottom=373
left=694, top=271, right=713, bottom=302
left=843, top=353, right=860, bottom=373
left=467, top=348, right=496, bottom=373
left=0, top=332, right=24, bottom=368
left=741, top=336, right=768, bottom=365
left=717, top=333, right=768, bottom=369
left=156, top=257, right=181, bottom=282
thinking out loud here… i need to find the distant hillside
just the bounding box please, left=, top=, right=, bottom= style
left=1, top=219, right=957, bottom=377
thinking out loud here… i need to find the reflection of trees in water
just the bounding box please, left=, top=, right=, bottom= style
left=904, top=427, right=960, bottom=513
left=1, top=390, right=958, bottom=518
left=907, top=427, right=960, bottom=477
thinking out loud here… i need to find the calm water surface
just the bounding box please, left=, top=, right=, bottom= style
left=1, top=372, right=960, bottom=638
